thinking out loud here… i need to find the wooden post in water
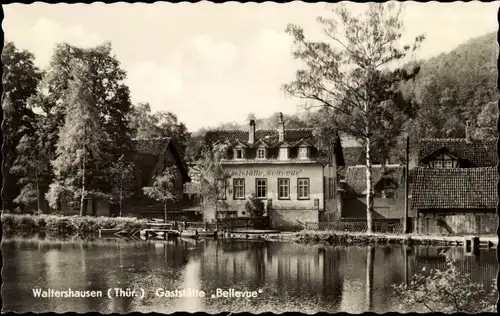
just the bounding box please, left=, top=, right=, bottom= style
left=404, top=136, right=410, bottom=233
left=366, top=245, right=375, bottom=311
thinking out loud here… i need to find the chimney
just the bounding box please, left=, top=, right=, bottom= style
left=249, top=119, right=256, bottom=144
left=278, top=112, right=284, bottom=142
left=465, top=120, right=471, bottom=143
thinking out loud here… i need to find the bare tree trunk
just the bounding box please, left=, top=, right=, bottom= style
left=80, top=146, right=86, bottom=217
left=164, top=202, right=167, bottom=223
left=365, top=137, right=374, bottom=233
left=36, top=172, right=41, bottom=213
left=120, top=174, right=123, bottom=217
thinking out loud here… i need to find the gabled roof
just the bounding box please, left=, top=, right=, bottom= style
left=339, top=146, right=389, bottom=178
left=232, top=140, right=248, bottom=148
left=204, top=129, right=315, bottom=146
left=344, top=165, right=405, bottom=196
left=253, top=138, right=269, bottom=147
left=410, top=167, right=498, bottom=210
left=203, top=128, right=345, bottom=166
left=276, top=140, right=291, bottom=148
left=294, top=138, right=314, bottom=147
left=132, top=137, right=190, bottom=183
left=132, top=137, right=171, bottom=155
left=418, top=138, right=497, bottom=167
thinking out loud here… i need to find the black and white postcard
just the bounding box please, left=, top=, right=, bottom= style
left=1, top=1, right=498, bottom=313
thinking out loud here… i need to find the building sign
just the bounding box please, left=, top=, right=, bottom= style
left=231, top=169, right=304, bottom=177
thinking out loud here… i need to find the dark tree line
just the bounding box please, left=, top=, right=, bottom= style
left=2, top=41, right=191, bottom=214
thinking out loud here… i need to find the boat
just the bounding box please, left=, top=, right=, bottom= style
left=180, top=229, right=217, bottom=239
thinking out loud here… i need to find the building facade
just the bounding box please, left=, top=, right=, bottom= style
left=202, top=113, right=345, bottom=231
left=341, top=165, right=407, bottom=220
left=410, top=130, right=497, bottom=235
left=58, top=137, right=194, bottom=219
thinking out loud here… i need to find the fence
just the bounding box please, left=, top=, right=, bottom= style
left=218, top=216, right=270, bottom=230
left=169, top=217, right=269, bottom=231
left=304, top=219, right=404, bottom=234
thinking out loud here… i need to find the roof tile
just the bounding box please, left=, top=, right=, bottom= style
left=344, top=165, right=405, bottom=195
left=418, top=138, right=497, bottom=167
left=410, top=167, right=498, bottom=209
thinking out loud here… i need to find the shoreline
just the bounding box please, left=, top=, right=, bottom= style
left=2, top=214, right=497, bottom=249
left=220, top=230, right=498, bottom=248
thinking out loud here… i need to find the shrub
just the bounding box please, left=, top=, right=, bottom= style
left=18, top=215, right=37, bottom=233
left=34, top=215, right=47, bottom=231
left=2, top=213, right=17, bottom=233
left=244, top=194, right=265, bottom=217
left=72, top=216, right=100, bottom=235
left=45, top=216, right=77, bottom=236
left=392, top=251, right=497, bottom=313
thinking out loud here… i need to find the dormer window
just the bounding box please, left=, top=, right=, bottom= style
left=279, top=147, right=289, bottom=160
left=429, top=153, right=459, bottom=168
left=234, top=149, right=244, bottom=159
left=298, top=147, right=309, bottom=159
left=257, top=148, right=266, bottom=159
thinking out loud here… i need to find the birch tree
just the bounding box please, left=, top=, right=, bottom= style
left=197, top=143, right=232, bottom=221
left=283, top=3, right=423, bottom=232
left=109, top=154, right=135, bottom=216
left=142, top=166, right=180, bottom=222
left=48, top=61, right=108, bottom=216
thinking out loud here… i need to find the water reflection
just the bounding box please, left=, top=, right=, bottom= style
left=1, top=237, right=497, bottom=313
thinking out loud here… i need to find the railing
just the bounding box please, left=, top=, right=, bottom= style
left=218, top=216, right=270, bottom=230
left=304, top=220, right=404, bottom=234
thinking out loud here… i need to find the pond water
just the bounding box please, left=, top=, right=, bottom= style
left=1, top=236, right=497, bottom=313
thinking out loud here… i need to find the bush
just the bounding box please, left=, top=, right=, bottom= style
left=72, top=216, right=100, bottom=235
left=245, top=194, right=265, bottom=217
left=45, top=216, right=78, bottom=236
left=2, top=214, right=148, bottom=238
left=18, top=215, right=37, bottom=233
left=34, top=216, right=47, bottom=231
left=2, top=213, right=17, bottom=233
left=392, top=251, right=497, bottom=313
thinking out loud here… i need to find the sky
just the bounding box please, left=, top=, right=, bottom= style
left=3, top=1, right=499, bottom=132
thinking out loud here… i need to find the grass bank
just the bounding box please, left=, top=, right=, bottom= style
left=1, top=213, right=147, bottom=238
left=232, top=230, right=497, bottom=248
left=266, top=231, right=498, bottom=247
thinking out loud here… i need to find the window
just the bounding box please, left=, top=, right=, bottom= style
left=298, top=147, right=308, bottom=159
left=278, top=178, right=290, bottom=199
left=233, top=178, right=245, bottom=199
left=255, top=178, right=267, bottom=199
left=431, top=153, right=458, bottom=168
left=257, top=148, right=266, bottom=159
left=297, top=178, right=310, bottom=199
left=443, top=160, right=453, bottom=168
left=234, top=149, right=244, bottom=159
left=279, top=147, right=288, bottom=160
left=71, top=200, right=81, bottom=210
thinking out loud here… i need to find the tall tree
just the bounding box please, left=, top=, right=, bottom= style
left=142, top=167, right=180, bottom=223
left=128, top=103, right=190, bottom=159
left=47, top=61, right=108, bottom=216
left=109, top=154, right=135, bottom=216
left=283, top=3, right=423, bottom=232
left=39, top=42, right=133, bottom=198
left=1, top=42, right=43, bottom=210
left=473, top=101, right=498, bottom=139
left=197, top=142, right=232, bottom=221
left=11, top=114, right=52, bottom=213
